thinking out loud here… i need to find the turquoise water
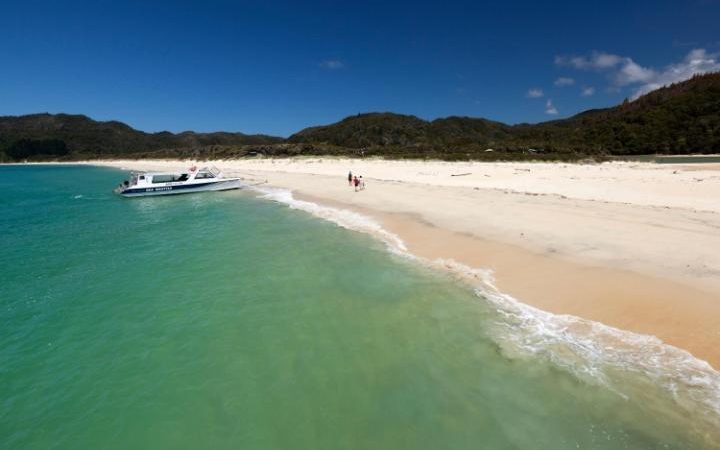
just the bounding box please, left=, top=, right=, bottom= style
left=1, top=165, right=717, bottom=449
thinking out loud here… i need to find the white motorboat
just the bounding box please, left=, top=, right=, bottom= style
left=114, top=166, right=243, bottom=197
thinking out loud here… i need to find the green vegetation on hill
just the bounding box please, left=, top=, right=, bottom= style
left=5, top=139, right=69, bottom=160
left=2, top=72, right=719, bottom=161
left=288, top=72, right=720, bottom=159
left=0, top=113, right=282, bottom=161
left=507, top=73, right=720, bottom=155
left=288, top=113, right=512, bottom=149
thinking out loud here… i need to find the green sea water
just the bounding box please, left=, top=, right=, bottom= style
left=1, top=165, right=718, bottom=449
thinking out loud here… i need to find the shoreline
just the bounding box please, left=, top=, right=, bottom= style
left=37, top=158, right=720, bottom=368
left=295, top=192, right=720, bottom=369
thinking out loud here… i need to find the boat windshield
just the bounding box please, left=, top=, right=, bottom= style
left=151, top=174, right=189, bottom=184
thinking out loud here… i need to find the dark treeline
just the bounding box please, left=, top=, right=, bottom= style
left=5, top=139, right=69, bottom=160
left=2, top=72, right=719, bottom=162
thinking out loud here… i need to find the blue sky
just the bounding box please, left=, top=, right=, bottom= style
left=1, top=0, right=719, bottom=136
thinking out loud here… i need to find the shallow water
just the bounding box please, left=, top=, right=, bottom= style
left=1, top=165, right=717, bottom=449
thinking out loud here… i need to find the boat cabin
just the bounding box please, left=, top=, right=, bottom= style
left=123, top=167, right=221, bottom=188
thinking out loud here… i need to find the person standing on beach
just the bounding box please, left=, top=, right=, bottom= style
left=353, top=176, right=359, bottom=192
left=348, top=171, right=353, bottom=186
left=359, top=176, right=365, bottom=190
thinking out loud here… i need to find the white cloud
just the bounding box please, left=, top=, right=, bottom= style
left=554, top=77, right=575, bottom=87
left=593, top=52, right=624, bottom=69
left=526, top=88, right=544, bottom=98
left=556, top=48, right=720, bottom=99
left=581, top=86, right=595, bottom=97
left=630, top=48, right=720, bottom=98
left=319, top=60, right=344, bottom=70
left=615, top=59, right=656, bottom=86
left=555, top=51, right=622, bottom=70
left=545, top=99, right=558, bottom=115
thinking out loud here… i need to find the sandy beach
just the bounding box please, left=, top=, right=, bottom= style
left=95, top=158, right=720, bottom=368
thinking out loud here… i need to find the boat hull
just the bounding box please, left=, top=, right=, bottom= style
left=118, top=179, right=243, bottom=197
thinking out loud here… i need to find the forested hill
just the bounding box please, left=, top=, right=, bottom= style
left=288, top=113, right=513, bottom=148
left=1, top=72, right=719, bottom=161
left=508, top=72, right=720, bottom=154
left=289, top=72, right=720, bottom=157
left=0, top=113, right=282, bottom=160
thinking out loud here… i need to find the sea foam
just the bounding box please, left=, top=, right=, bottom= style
left=255, top=186, right=720, bottom=442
